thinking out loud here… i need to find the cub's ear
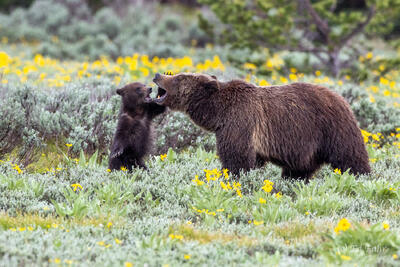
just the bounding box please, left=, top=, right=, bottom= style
left=211, top=75, right=217, bottom=80
left=116, top=88, right=124, bottom=95
left=204, top=80, right=219, bottom=92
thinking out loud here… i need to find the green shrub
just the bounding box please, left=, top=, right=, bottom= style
left=0, top=0, right=207, bottom=60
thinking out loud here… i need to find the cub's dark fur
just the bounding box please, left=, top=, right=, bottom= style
left=108, top=82, right=165, bottom=171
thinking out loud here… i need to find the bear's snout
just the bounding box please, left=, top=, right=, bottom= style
left=153, top=73, right=161, bottom=82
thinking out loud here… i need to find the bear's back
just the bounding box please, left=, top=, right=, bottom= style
left=251, top=82, right=361, bottom=167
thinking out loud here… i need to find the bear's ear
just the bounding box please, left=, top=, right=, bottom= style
left=204, top=80, right=219, bottom=92
left=116, top=88, right=124, bottom=95
left=211, top=75, right=217, bottom=80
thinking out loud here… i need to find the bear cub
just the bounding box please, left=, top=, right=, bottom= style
left=108, top=82, right=166, bottom=171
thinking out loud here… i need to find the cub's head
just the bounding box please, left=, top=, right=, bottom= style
left=116, top=82, right=152, bottom=110
left=152, top=73, right=219, bottom=111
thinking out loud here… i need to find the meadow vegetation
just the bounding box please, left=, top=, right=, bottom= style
left=1, top=1, right=400, bottom=266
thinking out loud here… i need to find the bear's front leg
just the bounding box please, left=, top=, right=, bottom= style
left=281, top=168, right=314, bottom=183
left=146, top=102, right=167, bottom=119
left=216, top=133, right=256, bottom=177
left=108, top=156, right=124, bottom=171
left=135, top=158, right=148, bottom=171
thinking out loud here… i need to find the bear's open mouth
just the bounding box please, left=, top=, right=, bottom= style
left=144, top=87, right=152, bottom=103
left=153, top=87, right=167, bottom=104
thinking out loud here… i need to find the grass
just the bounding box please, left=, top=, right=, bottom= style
left=0, top=144, right=399, bottom=266
left=0, top=212, right=125, bottom=230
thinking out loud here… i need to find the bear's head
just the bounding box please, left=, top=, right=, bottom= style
left=116, top=82, right=152, bottom=111
left=152, top=73, right=219, bottom=111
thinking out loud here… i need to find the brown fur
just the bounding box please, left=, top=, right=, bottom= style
left=108, top=82, right=166, bottom=171
left=153, top=73, right=371, bottom=180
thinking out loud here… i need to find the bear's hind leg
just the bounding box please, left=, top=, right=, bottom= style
left=326, top=131, right=371, bottom=176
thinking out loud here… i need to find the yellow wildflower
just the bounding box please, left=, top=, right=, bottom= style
left=369, top=85, right=379, bottom=93
left=236, top=189, right=243, bottom=198
left=192, top=175, right=204, bottom=186
left=259, top=79, right=269, bottom=86
left=13, top=164, right=23, bottom=174
left=120, top=166, right=127, bottom=171
left=232, top=181, right=241, bottom=189
left=0, top=51, right=11, bottom=68
left=253, top=220, right=264, bottom=225
left=340, top=255, right=351, bottom=261
left=369, top=95, right=375, bottom=103
left=65, top=143, right=72, bottom=147
left=220, top=181, right=229, bottom=190
left=334, top=218, right=351, bottom=234
left=261, top=180, right=274, bottom=193
left=184, top=254, right=191, bottom=260
left=380, top=77, right=389, bottom=85
left=125, top=262, right=133, bottom=267
left=204, top=168, right=221, bottom=182
left=289, top=73, right=297, bottom=81
left=334, top=168, right=341, bottom=175
left=243, top=63, right=257, bottom=70
left=71, top=183, right=83, bottom=192
left=383, top=90, right=391, bottom=96
left=383, top=222, right=390, bottom=230
left=222, top=168, right=229, bottom=179
left=259, top=197, right=266, bottom=204
left=169, top=234, right=183, bottom=240
left=160, top=154, right=167, bottom=161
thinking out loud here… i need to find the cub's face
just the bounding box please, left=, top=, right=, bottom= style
left=116, top=82, right=152, bottom=110
left=152, top=73, right=217, bottom=111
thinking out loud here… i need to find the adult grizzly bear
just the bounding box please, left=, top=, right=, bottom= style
left=152, top=73, right=371, bottom=180
left=109, top=82, right=166, bottom=171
